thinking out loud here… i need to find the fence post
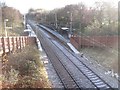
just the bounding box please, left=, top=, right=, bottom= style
left=26, top=37, right=28, bottom=45
left=21, top=37, right=25, bottom=48
left=19, top=37, right=21, bottom=50
left=2, top=37, right=5, bottom=55
left=17, top=37, right=19, bottom=50
left=7, top=37, right=10, bottom=53
left=12, top=37, right=15, bottom=52
left=25, top=37, right=27, bottom=46
left=23, top=37, right=25, bottom=47
left=16, top=37, right=18, bottom=50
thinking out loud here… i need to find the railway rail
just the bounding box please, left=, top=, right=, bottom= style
left=28, top=21, right=118, bottom=89
left=36, top=27, right=80, bottom=88
left=51, top=40, right=111, bottom=89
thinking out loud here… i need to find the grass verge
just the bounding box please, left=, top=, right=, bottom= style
left=80, top=47, right=118, bottom=73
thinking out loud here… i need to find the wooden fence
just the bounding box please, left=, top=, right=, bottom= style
left=0, top=36, right=36, bottom=56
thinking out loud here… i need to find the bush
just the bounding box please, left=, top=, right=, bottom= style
left=2, top=45, right=51, bottom=88
left=84, top=20, right=118, bottom=36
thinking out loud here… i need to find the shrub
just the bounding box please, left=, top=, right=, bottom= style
left=2, top=45, right=51, bottom=88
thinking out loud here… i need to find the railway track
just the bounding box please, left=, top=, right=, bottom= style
left=38, top=24, right=116, bottom=89
left=37, top=28, right=80, bottom=89
left=28, top=21, right=117, bottom=89
left=51, top=40, right=112, bottom=89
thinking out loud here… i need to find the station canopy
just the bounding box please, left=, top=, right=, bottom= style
left=24, top=29, right=31, bottom=32
left=61, top=27, right=69, bottom=30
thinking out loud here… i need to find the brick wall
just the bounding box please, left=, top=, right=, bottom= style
left=70, top=35, right=118, bottom=49
left=0, top=36, right=37, bottom=56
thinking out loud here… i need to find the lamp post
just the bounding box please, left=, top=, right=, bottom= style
left=70, top=13, right=73, bottom=34
left=4, top=19, right=8, bottom=37
left=67, top=11, right=73, bottom=38
left=80, top=6, right=83, bottom=48
left=55, top=13, right=58, bottom=29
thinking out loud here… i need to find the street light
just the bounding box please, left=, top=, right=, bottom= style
left=67, top=11, right=73, bottom=38
left=70, top=13, right=73, bottom=34
left=4, top=19, right=8, bottom=37
left=55, top=13, right=58, bottom=29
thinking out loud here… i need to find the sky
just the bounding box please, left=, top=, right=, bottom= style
left=1, top=0, right=119, bottom=14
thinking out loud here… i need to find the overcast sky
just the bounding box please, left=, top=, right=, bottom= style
left=1, top=0, right=119, bottom=14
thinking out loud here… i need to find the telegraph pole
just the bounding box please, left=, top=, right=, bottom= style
left=70, top=13, right=73, bottom=34
left=67, top=11, right=73, bottom=38
left=55, top=13, right=58, bottom=29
